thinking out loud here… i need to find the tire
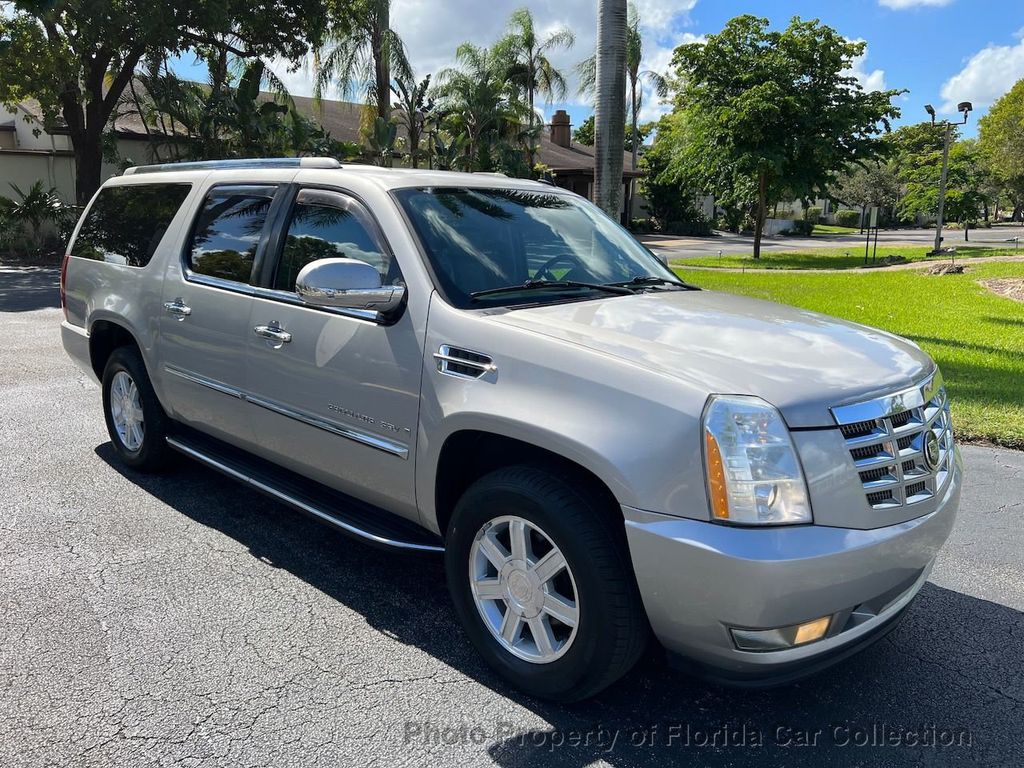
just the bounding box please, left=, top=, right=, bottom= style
left=101, top=345, right=172, bottom=472
left=445, top=465, right=648, bottom=702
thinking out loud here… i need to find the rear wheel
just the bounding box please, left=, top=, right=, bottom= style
left=101, top=346, right=172, bottom=471
left=445, top=466, right=647, bottom=702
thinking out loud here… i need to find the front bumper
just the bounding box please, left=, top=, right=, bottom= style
left=624, top=448, right=962, bottom=686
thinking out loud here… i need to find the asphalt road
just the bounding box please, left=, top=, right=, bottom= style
left=1, top=267, right=1022, bottom=767
left=640, top=225, right=1024, bottom=260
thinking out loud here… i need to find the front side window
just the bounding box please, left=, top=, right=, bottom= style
left=71, top=183, right=191, bottom=267
left=394, top=187, right=677, bottom=308
left=188, top=186, right=276, bottom=283
left=273, top=188, right=390, bottom=292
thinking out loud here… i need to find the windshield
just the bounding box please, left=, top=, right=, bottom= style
left=394, top=187, right=679, bottom=308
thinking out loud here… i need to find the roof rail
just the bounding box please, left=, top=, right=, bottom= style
left=123, top=157, right=341, bottom=175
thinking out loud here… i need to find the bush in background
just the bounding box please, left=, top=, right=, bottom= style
left=835, top=209, right=861, bottom=228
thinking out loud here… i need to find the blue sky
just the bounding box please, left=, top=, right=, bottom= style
left=172, top=0, right=1024, bottom=139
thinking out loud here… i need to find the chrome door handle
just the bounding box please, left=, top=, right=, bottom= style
left=253, top=324, right=292, bottom=344
left=163, top=299, right=191, bottom=318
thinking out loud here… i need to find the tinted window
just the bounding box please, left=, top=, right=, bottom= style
left=394, top=187, right=675, bottom=307
left=273, top=189, right=390, bottom=292
left=71, top=183, right=191, bottom=267
left=189, top=186, right=276, bottom=283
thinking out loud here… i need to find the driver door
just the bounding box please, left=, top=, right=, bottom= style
left=243, top=187, right=422, bottom=520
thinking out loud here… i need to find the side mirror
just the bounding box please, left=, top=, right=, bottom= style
left=295, top=258, right=405, bottom=315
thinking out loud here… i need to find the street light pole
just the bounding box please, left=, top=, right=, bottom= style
left=924, top=101, right=971, bottom=254
left=934, top=121, right=951, bottom=254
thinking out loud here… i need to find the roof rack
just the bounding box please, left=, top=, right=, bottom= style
left=123, top=157, right=341, bottom=175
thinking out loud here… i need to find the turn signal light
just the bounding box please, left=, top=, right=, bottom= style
left=705, top=431, right=730, bottom=520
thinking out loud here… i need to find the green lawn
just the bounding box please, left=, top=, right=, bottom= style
left=811, top=224, right=860, bottom=235
left=673, top=261, right=1024, bottom=448
left=676, top=245, right=1020, bottom=270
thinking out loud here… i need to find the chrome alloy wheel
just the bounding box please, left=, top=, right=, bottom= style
left=468, top=515, right=579, bottom=664
left=110, top=370, right=145, bottom=452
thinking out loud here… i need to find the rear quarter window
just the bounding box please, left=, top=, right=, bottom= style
left=71, top=183, right=192, bottom=267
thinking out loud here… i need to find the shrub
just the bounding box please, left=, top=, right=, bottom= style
left=835, top=209, right=861, bottom=228
left=804, top=206, right=822, bottom=225
left=788, top=219, right=815, bottom=236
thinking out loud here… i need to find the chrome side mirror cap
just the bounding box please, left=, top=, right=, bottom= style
left=295, top=258, right=405, bottom=315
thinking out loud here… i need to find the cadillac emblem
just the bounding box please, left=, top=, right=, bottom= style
left=924, top=431, right=941, bottom=471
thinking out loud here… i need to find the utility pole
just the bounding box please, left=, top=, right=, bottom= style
left=934, top=122, right=951, bottom=254
left=924, top=101, right=971, bottom=254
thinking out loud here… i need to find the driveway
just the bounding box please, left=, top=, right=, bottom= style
left=1, top=271, right=1022, bottom=767
left=641, top=225, right=1024, bottom=260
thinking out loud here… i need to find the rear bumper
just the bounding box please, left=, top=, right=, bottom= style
left=61, top=320, right=97, bottom=384
left=624, top=448, right=961, bottom=685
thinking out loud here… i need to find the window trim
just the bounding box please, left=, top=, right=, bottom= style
left=69, top=181, right=193, bottom=269
left=180, top=183, right=284, bottom=293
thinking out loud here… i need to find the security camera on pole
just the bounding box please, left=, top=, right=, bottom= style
left=924, top=101, right=972, bottom=255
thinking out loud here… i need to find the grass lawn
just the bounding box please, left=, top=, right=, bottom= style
left=676, top=245, right=1021, bottom=270
left=673, top=261, right=1024, bottom=449
left=811, top=224, right=860, bottom=235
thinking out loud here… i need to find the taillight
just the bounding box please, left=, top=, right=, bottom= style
left=60, top=253, right=69, bottom=320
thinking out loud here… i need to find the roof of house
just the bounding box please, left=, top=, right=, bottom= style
left=15, top=88, right=640, bottom=176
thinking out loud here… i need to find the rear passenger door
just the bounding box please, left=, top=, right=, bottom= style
left=158, top=183, right=281, bottom=448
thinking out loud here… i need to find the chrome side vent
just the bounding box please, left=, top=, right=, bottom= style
left=433, top=345, right=496, bottom=380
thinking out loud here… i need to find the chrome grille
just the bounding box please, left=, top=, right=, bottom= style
left=831, top=371, right=954, bottom=510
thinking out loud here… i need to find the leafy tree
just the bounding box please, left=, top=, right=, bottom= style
left=638, top=111, right=709, bottom=234
left=898, top=137, right=990, bottom=239
left=572, top=114, right=652, bottom=152
left=496, top=7, right=574, bottom=125
left=978, top=78, right=1024, bottom=221
left=832, top=162, right=900, bottom=230
left=594, top=0, right=628, bottom=217
left=576, top=3, right=667, bottom=171
left=669, top=15, right=901, bottom=257
left=391, top=73, right=433, bottom=168
left=315, top=0, right=410, bottom=122
left=0, top=0, right=331, bottom=204
left=433, top=43, right=529, bottom=173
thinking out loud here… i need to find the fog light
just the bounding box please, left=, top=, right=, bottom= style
left=731, top=615, right=832, bottom=652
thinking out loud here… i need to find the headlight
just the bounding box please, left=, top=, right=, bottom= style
left=702, top=395, right=812, bottom=525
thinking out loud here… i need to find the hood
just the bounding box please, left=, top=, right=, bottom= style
left=488, top=290, right=934, bottom=428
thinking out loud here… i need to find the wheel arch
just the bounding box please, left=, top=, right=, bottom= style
left=88, top=318, right=142, bottom=381
left=431, top=429, right=626, bottom=542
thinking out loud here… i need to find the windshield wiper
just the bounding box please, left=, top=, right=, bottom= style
left=470, top=279, right=634, bottom=302
left=607, top=275, right=695, bottom=289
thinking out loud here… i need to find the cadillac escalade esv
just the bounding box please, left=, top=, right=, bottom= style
left=61, top=157, right=961, bottom=701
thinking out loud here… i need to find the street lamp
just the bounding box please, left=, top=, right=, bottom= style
left=925, top=100, right=972, bottom=254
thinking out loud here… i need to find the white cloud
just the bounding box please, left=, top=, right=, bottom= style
left=939, top=34, right=1024, bottom=111
left=878, top=0, right=953, bottom=9
left=843, top=41, right=887, bottom=92
left=636, top=32, right=704, bottom=122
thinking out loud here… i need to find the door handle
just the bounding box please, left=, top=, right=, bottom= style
left=163, top=299, right=192, bottom=319
left=254, top=324, right=292, bottom=344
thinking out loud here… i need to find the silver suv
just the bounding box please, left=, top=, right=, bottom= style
left=61, top=158, right=961, bottom=701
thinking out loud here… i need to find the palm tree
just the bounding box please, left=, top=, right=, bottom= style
left=496, top=7, right=575, bottom=127
left=314, top=0, right=411, bottom=122
left=594, top=0, right=628, bottom=218
left=577, top=4, right=667, bottom=172
left=433, top=44, right=528, bottom=171
left=392, top=73, right=433, bottom=168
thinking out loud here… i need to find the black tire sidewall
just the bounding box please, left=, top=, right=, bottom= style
left=101, top=347, right=168, bottom=470
left=445, top=468, right=638, bottom=702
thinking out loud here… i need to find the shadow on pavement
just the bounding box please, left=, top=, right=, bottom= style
left=0, top=265, right=60, bottom=312
left=95, top=443, right=1022, bottom=767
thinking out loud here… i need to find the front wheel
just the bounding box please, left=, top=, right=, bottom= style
left=445, top=466, right=648, bottom=702
left=101, top=346, right=172, bottom=471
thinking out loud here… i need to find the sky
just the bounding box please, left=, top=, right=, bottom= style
left=172, top=0, right=1024, bottom=139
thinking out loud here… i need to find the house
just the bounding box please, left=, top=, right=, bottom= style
left=1, top=94, right=640, bottom=223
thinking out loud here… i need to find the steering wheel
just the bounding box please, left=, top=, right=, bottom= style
left=533, top=253, right=581, bottom=282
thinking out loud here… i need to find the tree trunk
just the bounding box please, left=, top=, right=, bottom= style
left=594, top=0, right=627, bottom=220
left=72, top=134, right=104, bottom=205
left=753, top=170, right=767, bottom=259
left=373, top=4, right=391, bottom=122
